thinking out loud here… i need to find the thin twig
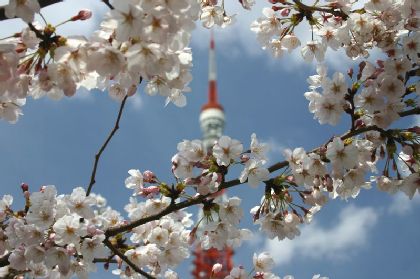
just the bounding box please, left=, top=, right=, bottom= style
left=102, top=0, right=114, bottom=10
left=399, top=107, right=420, bottom=118
left=103, top=238, right=156, bottom=279
left=86, top=95, right=129, bottom=196
left=27, top=23, right=44, bottom=39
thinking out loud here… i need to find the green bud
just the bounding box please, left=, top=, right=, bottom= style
left=159, top=183, right=171, bottom=197
left=273, top=175, right=285, bottom=186
left=176, top=182, right=185, bottom=192
left=405, top=98, right=416, bottom=107
left=400, top=131, right=414, bottom=140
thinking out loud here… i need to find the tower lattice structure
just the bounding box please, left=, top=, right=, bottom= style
left=192, top=31, right=234, bottom=279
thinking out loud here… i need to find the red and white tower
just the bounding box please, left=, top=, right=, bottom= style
left=192, top=31, right=234, bottom=279
left=199, top=31, right=225, bottom=151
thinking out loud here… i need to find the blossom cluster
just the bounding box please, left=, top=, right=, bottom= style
left=0, top=0, right=203, bottom=123
left=0, top=185, right=194, bottom=278
left=118, top=197, right=193, bottom=277
left=0, top=186, right=109, bottom=278
left=126, top=134, right=271, bottom=252
left=199, top=0, right=256, bottom=28
left=305, top=57, right=418, bottom=128
left=251, top=0, right=419, bottom=62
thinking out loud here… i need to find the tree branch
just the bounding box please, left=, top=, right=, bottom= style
left=103, top=238, right=156, bottom=279
left=86, top=95, right=129, bottom=196
left=399, top=107, right=420, bottom=118
left=0, top=0, right=63, bottom=21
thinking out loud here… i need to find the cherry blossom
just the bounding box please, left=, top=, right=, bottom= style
left=4, top=0, right=40, bottom=23
left=213, top=135, right=244, bottom=166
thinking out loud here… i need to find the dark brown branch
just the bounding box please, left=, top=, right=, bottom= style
left=0, top=0, right=63, bottom=21
left=86, top=95, right=129, bottom=196
left=399, top=107, right=420, bottom=118
left=92, top=258, right=117, bottom=263
left=103, top=238, right=156, bottom=279
left=102, top=0, right=114, bottom=10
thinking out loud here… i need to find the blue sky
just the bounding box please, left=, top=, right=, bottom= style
left=0, top=1, right=419, bottom=278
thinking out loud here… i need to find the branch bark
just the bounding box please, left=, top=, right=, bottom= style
left=86, top=95, right=129, bottom=196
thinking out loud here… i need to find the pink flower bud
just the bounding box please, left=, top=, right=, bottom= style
left=408, top=126, right=420, bottom=134
left=21, top=183, right=29, bottom=192
left=71, top=10, right=92, bottom=21
left=127, top=84, right=137, bottom=96
left=354, top=119, right=365, bottom=129
left=286, top=175, right=294, bottom=183
left=280, top=8, right=290, bottom=16
left=143, top=170, right=156, bottom=183
left=141, top=186, right=160, bottom=198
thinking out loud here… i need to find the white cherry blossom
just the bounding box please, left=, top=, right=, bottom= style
left=213, top=136, right=243, bottom=166
left=4, top=0, right=40, bottom=23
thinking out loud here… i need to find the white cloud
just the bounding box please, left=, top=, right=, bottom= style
left=129, top=94, right=143, bottom=110
left=388, top=192, right=420, bottom=216
left=264, top=205, right=378, bottom=266
left=265, top=137, right=287, bottom=165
